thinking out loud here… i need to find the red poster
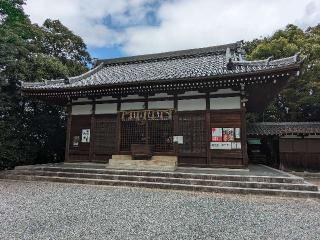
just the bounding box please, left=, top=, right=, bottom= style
left=212, top=128, right=222, bottom=142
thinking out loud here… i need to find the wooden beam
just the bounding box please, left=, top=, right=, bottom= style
left=70, top=93, right=241, bottom=106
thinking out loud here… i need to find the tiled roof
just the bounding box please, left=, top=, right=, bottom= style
left=21, top=41, right=300, bottom=91
left=247, top=122, right=320, bottom=136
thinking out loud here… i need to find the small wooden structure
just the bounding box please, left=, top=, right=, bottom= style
left=131, top=144, right=153, bottom=160
left=21, top=42, right=301, bottom=168
left=248, top=122, right=320, bottom=171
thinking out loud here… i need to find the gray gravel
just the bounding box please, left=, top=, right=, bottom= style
left=0, top=180, right=319, bottom=240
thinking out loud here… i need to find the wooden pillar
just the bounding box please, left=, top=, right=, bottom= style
left=173, top=94, right=179, bottom=155
left=89, top=100, right=96, bottom=162
left=144, top=96, right=149, bottom=145
left=174, top=94, right=178, bottom=110
left=205, top=93, right=211, bottom=165
left=64, top=103, right=72, bottom=162
left=241, top=98, right=249, bottom=167
left=116, top=98, right=121, bottom=154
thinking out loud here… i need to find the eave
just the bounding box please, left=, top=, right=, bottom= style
left=22, top=63, right=300, bottom=101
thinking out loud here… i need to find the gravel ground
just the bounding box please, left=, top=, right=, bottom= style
left=0, top=180, right=319, bottom=240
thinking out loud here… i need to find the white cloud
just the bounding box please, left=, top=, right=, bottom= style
left=24, top=0, right=320, bottom=56
left=123, top=0, right=320, bottom=54
left=24, top=0, right=154, bottom=47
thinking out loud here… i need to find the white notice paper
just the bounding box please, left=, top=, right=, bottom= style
left=210, top=142, right=232, bottom=150
left=81, top=129, right=90, bottom=143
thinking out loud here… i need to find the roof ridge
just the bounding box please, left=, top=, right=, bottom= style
left=96, top=41, right=242, bottom=65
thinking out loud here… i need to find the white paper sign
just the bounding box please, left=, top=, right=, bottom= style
left=81, top=129, right=90, bottom=143
left=232, top=142, right=242, bottom=149
left=235, top=128, right=241, bottom=139
left=173, top=136, right=183, bottom=144
left=210, top=142, right=232, bottom=150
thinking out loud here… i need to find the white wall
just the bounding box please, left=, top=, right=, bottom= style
left=210, top=96, right=240, bottom=110
left=72, top=105, right=92, bottom=115
left=281, top=135, right=300, bottom=139
left=95, top=103, right=117, bottom=114
left=121, top=102, right=145, bottom=110
left=122, top=94, right=144, bottom=100
left=305, top=135, right=320, bottom=139
left=178, top=91, right=205, bottom=96
left=149, top=93, right=172, bottom=98
left=148, top=100, right=174, bottom=109
left=178, top=99, right=206, bottom=111
left=212, top=88, right=240, bottom=95
left=96, top=96, right=115, bottom=101
left=72, top=97, right=90, bottom=103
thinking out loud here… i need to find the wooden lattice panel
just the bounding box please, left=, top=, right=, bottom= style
left=120, top=121, right=147, bottom=151
left=178, top=112, right=206, bottom=154
left=148, top=119, right=173, bottom=152
left=120, top=110, right=174, bottom=153
left=93, top=115, right=117, bottom=155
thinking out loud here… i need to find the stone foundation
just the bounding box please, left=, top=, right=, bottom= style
left=107, top=155, right=177, bottom=171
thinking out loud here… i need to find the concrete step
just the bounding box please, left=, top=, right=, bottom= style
left=1, top=173, right=319, bottom=199
left=14, top=166, right=305, bottom=184
left=5, top=170, right=318, bottom=192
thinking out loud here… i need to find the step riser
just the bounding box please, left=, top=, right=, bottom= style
left=19, top=167, right=304, bottom=184
left=6, top=170, right=317, bottom=191
left=1, top=175, right=319, bottom=199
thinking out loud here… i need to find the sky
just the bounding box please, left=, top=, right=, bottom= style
left=24, top=0, right=320, bottom=59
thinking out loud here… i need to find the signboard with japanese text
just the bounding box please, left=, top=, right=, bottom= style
left=211, top=127, right=241, bottom=150
left=231, top=142, right=242, bottom=149
left=210, top=142, right=232, bottom=150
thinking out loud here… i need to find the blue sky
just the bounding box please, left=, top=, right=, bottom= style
left=24, top=0, right=320, bottom=60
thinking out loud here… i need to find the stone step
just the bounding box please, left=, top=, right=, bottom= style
left=110, top=155, right=177, bottom=161
left=108, top=156, right=178, bottom=171
left=5, top=170, right=318, bottom=192
left=14, top=166, right=305, bottom=184
left=108, top=162, right=176, bottom=171
left=1, top=174, right=319, bottom=199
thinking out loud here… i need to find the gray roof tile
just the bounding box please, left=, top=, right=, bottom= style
left=21, top=42, right=300, bottom=91
left=247, top=122, right=320, bottom=136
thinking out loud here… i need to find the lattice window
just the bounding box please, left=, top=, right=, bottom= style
left=94, top=116, right=117, bottom=154
left=178, top=112, right=206, bottom=154
left=120, top=110, right=174, bottom=152
left=120, top=121, right=146, bottom=151
left=148, top=119, right=173, bottom=152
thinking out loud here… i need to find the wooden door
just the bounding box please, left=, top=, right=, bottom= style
left=177, top=111, right=207, bottom=166
left=93, top=114, right=117, bottom=162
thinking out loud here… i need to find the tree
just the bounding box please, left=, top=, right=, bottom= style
left=245, top=24, right=320, bottom=122
left=0, top=0, right=91, bottom=169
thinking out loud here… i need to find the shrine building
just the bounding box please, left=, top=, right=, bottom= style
left=21, top=42, right=301, bottom=170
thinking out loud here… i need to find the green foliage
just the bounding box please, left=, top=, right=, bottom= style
left=0, top=0, right=91, bottom=169
left=0, top=0, right=27, bottom=24
left=245, top=24, right=320, bottom=122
